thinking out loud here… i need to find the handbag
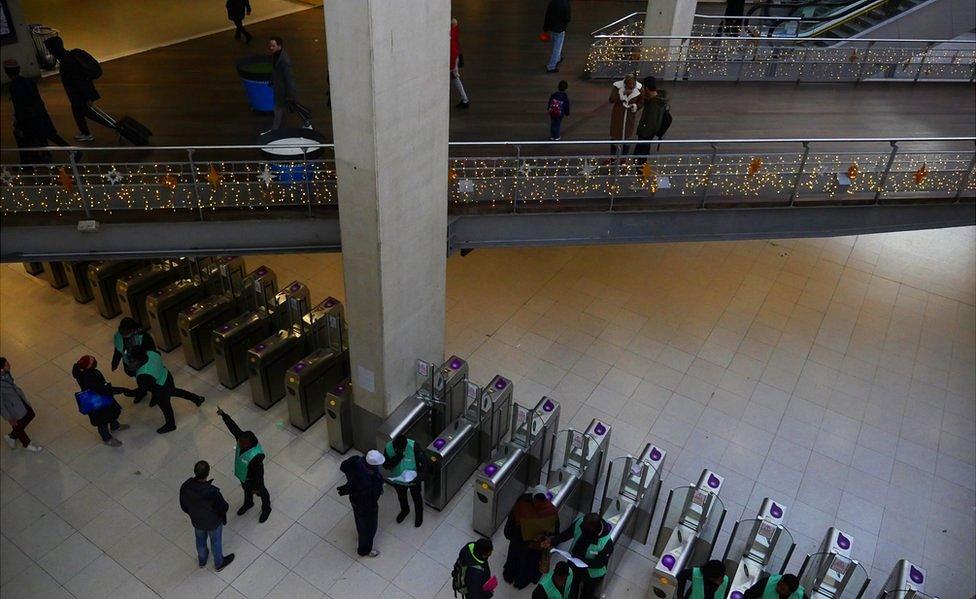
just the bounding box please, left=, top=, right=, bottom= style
left=75, top=389, right=113, bottom=415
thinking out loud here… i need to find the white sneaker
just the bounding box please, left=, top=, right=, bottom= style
left=4, top=436, right=15, bottom=449
left=25, top=444, right=43, bottom=453
left=302, top=122, right=313, bottom=130
left=367, top=550, right=380, bottom=558
left=74, top=133, right=95, bottom=142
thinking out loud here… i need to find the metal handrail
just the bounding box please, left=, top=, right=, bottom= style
left=590, top=12, right=644, bottom=36
left=694, top=14, right=803, bottom=21
left=594, top=33, right=976, bottom=43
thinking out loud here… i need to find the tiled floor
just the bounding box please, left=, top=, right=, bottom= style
left=1, top=227, right=974, bottom=599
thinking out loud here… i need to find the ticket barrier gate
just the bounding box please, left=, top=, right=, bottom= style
left=181, top=265, right=273, bottom=370
left=23, top=262, right=44, bottom=276
left=117, top=260, right=184, bottom=327
left=877, top=560, right=937, bottom=599
left=248, top=281, right=312, bottom=409
left=478, top=375, right=513, bottom=461
left=471, top=396, right=561, bottom=536
left=545, top=419, right=612, bottom=526
left=325, top=379, right=354, bottom=453
left=88, top=261, right=145, bottom=319
left=40, top=262, right=69, bottom=289
left=424, top=382, right=485, bottom=511
left=798, top=528, right=870, bottom=599
left=212, top=273, right=286, bottom=388
left=721, top=498, right=796, bottom=599
left=285, top=297, right=351, bottom=430
left=146, top=258, right=233, bottom=352
left=63, top=262, right=93, bottom=303
left=649, top=469, right=728, bottom=599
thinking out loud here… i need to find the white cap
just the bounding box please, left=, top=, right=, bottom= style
left=532, top=484, right=548, bottom=497
left=365, top=450, right=385, bottom=466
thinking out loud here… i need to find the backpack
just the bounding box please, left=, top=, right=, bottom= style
left=548, top=97, right=564, bottom=119
left=451, top=556, right=467, bottom=596
left=657, top=108, right=672, bottom=139
left=71, top=49, right=103, bottom=80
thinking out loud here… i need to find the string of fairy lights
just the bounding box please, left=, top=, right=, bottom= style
left=0, top=151, right=972, bottom=215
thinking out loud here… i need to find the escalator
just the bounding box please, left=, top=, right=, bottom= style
left=742, top=0, right=931, bottom=40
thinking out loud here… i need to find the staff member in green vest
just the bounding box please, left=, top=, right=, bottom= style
left=383, top=434, right=426, bottom=527
left=217, top=407, right=271, bottom=523
left=127, top=346, right=204, bottom=434
left=743, top=573, right=806, bottom=599
left=676, top=560, right=729, bottom=599
left=533, top=561, right=575, bottom=599
left=111, top=317, right=156, bottom=402
left=549, top=512, right=614, bottom=599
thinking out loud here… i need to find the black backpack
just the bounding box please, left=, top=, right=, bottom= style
left=451, top=551, right=483, bottom=597
left=657, top=108, right=673, bottom=140
left=70, top=49, right=102, bottom=80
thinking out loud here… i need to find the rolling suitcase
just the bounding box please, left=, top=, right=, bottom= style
left=89, top=106, right=153, bottom=146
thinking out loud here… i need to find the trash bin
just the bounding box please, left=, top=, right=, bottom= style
left=235, top=56, right=275, bottom=113
left=30, top=25, right=60, bottom=70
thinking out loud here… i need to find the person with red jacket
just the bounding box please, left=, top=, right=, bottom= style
left=450, top=18, right=469, bottom=109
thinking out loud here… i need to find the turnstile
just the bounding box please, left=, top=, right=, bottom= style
left=798, top=528, right=870, bottom=599
left=722, top=498, right=796, bottom=598
left=23, top=262, right=44, bottom=276
left=424, top=382, right=484, bottom=511
left=117, top=261, right=183, bottom=328
left=649, top=469, right=728, bottom=599
left=325, top=379, right=354, bottom=453
left=598, top=444, right=667, bottom=582
left=877, top=560, right=937, bottom=599
left=248, top=281, right=312, bottom=409
left=285, top=297, right=350, bottom=430
left=63, top=262, right=93, bottom=303
left=480, top=375, right=512, bottom=460
left=41, top=262, right=68, bottom=289
left=545, top=418, right=612, bottom=526
left=471, top=396, right=561, bottom=536
left=212, top=270, right=283, bottom=388
left=427, top=356, right=470, bottom=434
left=88, top=261, right=144, bottom=319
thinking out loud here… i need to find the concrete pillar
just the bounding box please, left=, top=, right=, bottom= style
left=1, top=0, right=41, bottom=83
left=324, top=0, right=449, bottom=430
left=643, top=0, right=697, bottom=38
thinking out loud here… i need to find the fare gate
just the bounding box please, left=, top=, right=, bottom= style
left=63, top=261, right=93, bottom=304
left=247, top=281, right=312, bottom=409
left=722, top=498, right=796, bottom=598
left=116, top=260, right=183, bottom=328
left=88, top=261, right=144, bottom=319
left=325, top=379, right=354, bottom=453
left=285, top=297, right=351, bottom=430
left=211, top=268, right=280, bottom=388
left=877, top=560, right=937, bottom=599
left=544, top=418, right=612, bottom=526
left=798, top=528, right=870, bottom=599
left=40, top=261, right=68, bottom=289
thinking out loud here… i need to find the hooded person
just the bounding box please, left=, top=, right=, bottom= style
left=503, top=484, right=560, bottom=588
left=633, top=76, right=670, bottom=166
left=42, top=36, right=104, bottom=142
left=71, top=355, right=129, bottom=446
left=607, top=74, right=643, bottom=158
left=338, top=449, right=385, bottom=557
left=216, top=407, right=271, bottom=522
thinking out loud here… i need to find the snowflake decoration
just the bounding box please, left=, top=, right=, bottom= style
left=104, top=168, right=123, bottom=185
left=0, top=168, right=12, bottom=187
left=580, top=161, right=596, bottom=176
left=258, top=165, right=275, bottom=188
left=517, top=163, right=531, bottom=178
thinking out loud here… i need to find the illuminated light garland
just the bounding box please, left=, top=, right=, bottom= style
left=847, top=163, right=860, bottom=180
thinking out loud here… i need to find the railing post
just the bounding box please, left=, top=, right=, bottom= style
left=187, top=148, right=203, bottom=220
left=67, top=150, right=91, bottom=219
left=796, top=46, right=810, bottom=84
left=790, top=141, right=811, bottom=206
left=855, top=41, right=874, bottom=83
left=513, top=144, right=521, bottom=214
left=303, top=147, right=313, bottom=217
left=874, top=141, right=899, bottom=203
left=913, top=42, right=934, bottom=83
left=699, top=143, right=718, bottom=209
left=954, top=149, right=976, bottom=202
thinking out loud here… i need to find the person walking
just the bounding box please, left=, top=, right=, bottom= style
left=383, top=434, right=427, bottom=528
left=452, top=538, right=496, bottom=598
left=543, top=0, right=571, bottom=73
left=608, top=75, right=642, bottom=160
left=450, top=18, right=470, bottom=109
left=180, top=460, right=235, bottom=572
left=71, top=355, right=129, bottom=447
left=266, top=37, right=311, bottom=131
left=503, top=485, right=559, bottom=589
left=549, top=512, right=614, bottom=599
left=676, top=560, right=730, bottom=599
left=0, top=358, right=42, bottom=452
left=534, top=561, right=575, bottom=599
left=111, top=317, right=156, bottom=402
left=226, top=0, right=253, bottom=43
left=547, top=80, right=571, bottom=141
left=42, top=36, right=105, bottom=142
left=217, top=407, right=271, bottom=523
left=4, top=59, right=69, bottom=164
left=337, top=449, right=385, bottom=557
left=126, top=346, right=204, bottom=434
left=633, top=77, right=670, bottom=165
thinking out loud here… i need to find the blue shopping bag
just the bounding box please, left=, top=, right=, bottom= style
left=75, top=390, right=113, bottom=415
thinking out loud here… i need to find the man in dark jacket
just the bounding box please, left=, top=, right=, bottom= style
left=226, top=0, right=252, bottom=43
left=266, top=37, right=311, bottom=131
left=455, top=538, right=495, bottom=598
left=633, top=76, right=670, bottom=166
left=42, top=36, right=103, bottom=142
left=180, top=461, right=235, bottom=571
left=549, top=512, right=614, bottom=599
left=217, top=407, right=271, bottom=522
left=544, top=0, right=571, bottom=72
left=4, top=59, right=69, bottom=164
left=126, top=346, right=204, bottom=434
left=338, top=449, right=385, bottom=557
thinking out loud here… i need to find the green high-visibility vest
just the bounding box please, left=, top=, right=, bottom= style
left=135, top=350, right=168, bottom=386
left=691, top=567, right=729, bottom=599
left=385, top=438, right=416, bottom=478
left=571, top=516, right=612, bottom=579
left=762, top=575, right=804, bottom=599
left=114, top=332, right=145, bottom=366
left=234, top=443, right=265, bottom=483
left=538, top=568, right=574, bottom=599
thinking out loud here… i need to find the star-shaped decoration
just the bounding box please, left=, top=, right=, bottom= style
left=517, top=164, right=531, bottom=178
left=162, top=173, right=178, bottom=190
left=847, top=163, right=859, bottom=180
left=58, top=167, right=74, bottom=191
left=913, top=163, right=928, bottom=184
left=207, top=164, right=222, bottom=189
left=641, top=162, right=654, bottom=183
left=258, top=165, right=275, bottom=188
left=580, top=161, right=596, bottom=176
left=448, top=167, right=459, bottom=182
left=748, top=157, right=763, bottom=176
left=104, top=168, right=123, bottom=185
left=0, top=168, right=12, bottom=187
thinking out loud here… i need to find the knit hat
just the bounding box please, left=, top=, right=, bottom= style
left=76, top=355, right=97, bottom=370
left=365, top=449, right=385, bottom=466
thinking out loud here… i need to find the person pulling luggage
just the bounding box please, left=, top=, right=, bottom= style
left=216, top=407, right=271, bottom=523
left=126, top=346, right=204, bottom=434
left=42, top=36, right=105, bottom=142
left=383, top=433, right=427, bottom=527
left=71, top=355, right=129, bottom=446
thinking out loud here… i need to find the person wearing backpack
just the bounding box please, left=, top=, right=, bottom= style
left=383, top=433, right=428, bottom=527
left=42, top=36, right=104, bottom=142
left=548, top=512, right=614, bottom=599
left=633, top=76, right=671, bottom=166
left=71, top=355, right=129, bottom=447
left=547, top=80, right=571, bottom=141
left=453, top=538, right=496, bottom=598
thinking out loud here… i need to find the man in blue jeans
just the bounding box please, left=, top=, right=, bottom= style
left=544, top=0, right=571, bottom=73
left=180, top=461, right=235, bottom=571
